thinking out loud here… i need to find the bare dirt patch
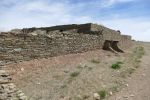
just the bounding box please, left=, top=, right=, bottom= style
left=6, top=42, right=146, bottom=100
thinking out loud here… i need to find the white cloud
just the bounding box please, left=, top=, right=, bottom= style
left=0, top=0, right=149, bottom=42
left=102, top=0, right=135, bottom=7
left=0, top=0, right=93, bottom=30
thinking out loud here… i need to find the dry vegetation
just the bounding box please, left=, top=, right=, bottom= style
left=6, top=43, right=145, bottom=100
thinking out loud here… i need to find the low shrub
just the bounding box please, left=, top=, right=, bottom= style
left=111, top=61, right=123, bottom=69
left=97, top=89, right=107, bottom=99
left=70, top=71, right=80, bottom=77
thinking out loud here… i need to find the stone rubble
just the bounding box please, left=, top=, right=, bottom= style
left=93, top=93, right=100, bottom=100
left=0, top=62, right=27, bottom=100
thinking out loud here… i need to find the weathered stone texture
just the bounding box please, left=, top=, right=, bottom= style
left=0, top=23, right=132, bottom=99
left=0, top=23, right=132, bottom=62
left=0, top=32, right=103, bottom=62
left=0, top=63, right=27, bottom=100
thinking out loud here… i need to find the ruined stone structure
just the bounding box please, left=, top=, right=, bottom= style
left=0, top=67, right=27, bottom=100
left=0, top=23, right=132, bottom=99
left=0, top=23, right=132, bottom=63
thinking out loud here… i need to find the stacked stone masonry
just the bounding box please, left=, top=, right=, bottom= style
left=0, top=23, right=132, bottom=99
left=0, top=63, right=27, bottom=100
left=0, top=23, right=132, bottom=62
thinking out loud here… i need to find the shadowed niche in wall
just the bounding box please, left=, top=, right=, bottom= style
left=103, top=40, right=124, bottom=53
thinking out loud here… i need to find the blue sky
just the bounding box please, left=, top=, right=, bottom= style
left=0, top=0, right=150, bottom=41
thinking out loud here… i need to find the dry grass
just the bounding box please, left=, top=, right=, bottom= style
left=90, top=59, right=100, bottom=64
left=70, top=71, right=80, bottom=77
left=6, top=45, right=145, bottom=100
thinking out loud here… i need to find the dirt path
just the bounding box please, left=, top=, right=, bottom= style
left=109, top=42, right=150, bottom=100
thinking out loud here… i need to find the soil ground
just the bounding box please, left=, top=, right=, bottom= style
left=6, top=42, right=150, bottom=100
left=109, top=42, right=150, bottom=100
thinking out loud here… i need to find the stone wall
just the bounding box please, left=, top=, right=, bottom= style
left=0, top=64, right=27, bottom=100
left=22, top=23, right=92, bottom=33
left=0, top=23, right=133, bottom=99
left=0, top=31, right=103, bottom=63
left=0, top=23, right=132, bottom=63
left=119, top=35, right=132, bottom=49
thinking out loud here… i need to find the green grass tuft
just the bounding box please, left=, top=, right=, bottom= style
left=111, top=61, right=123, bottom=69
left=70, top=71, right=80, bottom=77
left=97, top=90, right=107, bottom=99
left=111, top=63, right=121, bottom=69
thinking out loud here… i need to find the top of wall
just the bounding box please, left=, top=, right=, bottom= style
left=21, top=23, right=92, bottom=33
left=20, top=23, right=119, bottom=34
